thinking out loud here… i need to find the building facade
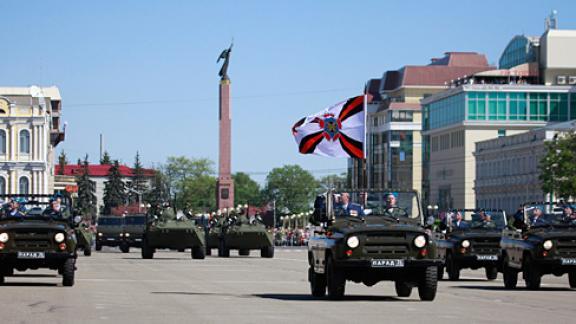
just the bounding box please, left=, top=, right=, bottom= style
left=474, top=119, right=576, bottom=214
left=0, top=86, right=64, bottom=196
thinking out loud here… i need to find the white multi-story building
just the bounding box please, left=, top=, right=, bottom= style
left=0, top=86, right=64, bottom=195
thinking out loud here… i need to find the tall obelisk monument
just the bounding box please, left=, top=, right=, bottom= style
left=216, top=44, right=234, bottom=210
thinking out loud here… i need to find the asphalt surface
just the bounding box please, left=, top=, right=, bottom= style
left=1, top=247, right=575, bottom=324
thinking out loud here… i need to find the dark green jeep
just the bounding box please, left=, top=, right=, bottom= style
left=0, top=194, right=78, bottom=286
left=501, top=201, right=576, bottom=290
left=308, top=190, right=440, bottom=300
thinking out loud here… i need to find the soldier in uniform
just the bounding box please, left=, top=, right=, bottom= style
left=6, top=198, right=25, bottom=218
left=529, top=207, right=547, bottom=226
left=336, top=192, right=364, bottom=217
left=383, top=192, right=406, bottom=218
left=562, top=206, right=575, bottom=223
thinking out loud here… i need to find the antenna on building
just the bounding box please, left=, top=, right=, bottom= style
left=546, top=10, right=558, bottom=31
left=99, top=133, right=103, bottom=162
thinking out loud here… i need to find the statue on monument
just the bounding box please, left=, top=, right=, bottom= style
left=217, top=43, right=233, bottom=80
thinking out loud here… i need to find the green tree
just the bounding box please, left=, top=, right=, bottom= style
left=103, top=160, right=126, bottom=214
left=318, top=173, right=347, bottom=190
left=144, top=170, right=169, bottom=208
left=163, top=156, right=216, bottom=212
left=57, top=151, right=68, bottom=175
left=75, top=155, right=97, bottom=219
left=233, top=172, right=263, bottom=206
left=539, top=132, right=576, bottom=199
left=100, top=151, right=112, bottom=165
left=128, top=151, right=147, bottom=204
left=263, top=165, right=319, bottom=214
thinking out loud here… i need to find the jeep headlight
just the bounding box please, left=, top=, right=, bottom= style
left=54, top=233, right=65, bottom=243
left=124, top=233, right=130, bottom=237
left=0, top=233, right=8, bottom=243
left=414, top=235, right=427, bottom=248
left=119, top=233, right=124, bottom=237
left=346, top=236, right=359, bottom=249
left=543, top=240, right=553, bottom=250
left=98, top=232, right=103, bottom=237
left=461, top=240, right=470, bottom=248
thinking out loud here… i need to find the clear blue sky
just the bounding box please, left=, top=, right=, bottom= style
left=1, top=0, right=575, bottom=183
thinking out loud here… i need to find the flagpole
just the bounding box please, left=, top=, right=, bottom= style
left=363, top=82, right=369, bottom=190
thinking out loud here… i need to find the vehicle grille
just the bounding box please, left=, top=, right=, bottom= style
left=556, top=237, right=576, bottom=257
left=362, top=232, right=412, bottom=257
left=13, top=231, right=52, bottom=249
left=470, top=237, right=500, bottom=254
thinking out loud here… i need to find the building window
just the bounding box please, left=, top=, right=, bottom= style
left=19, top=177, right=29, bottom=195
left=549, top=93, right=569, bottom=121
left=529, top=93, right=547, bottom=121
left=0, top=177, right=5, bottom=195
left=0, top=130, right=5, bottom=154
left=19, top=129, right=30, bottom=154
left=390, top=110, right=414, bottom=122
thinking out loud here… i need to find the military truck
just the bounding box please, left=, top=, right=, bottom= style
left=308, top=190, right=441, bottom=300
left=207, top=209, right=274, bottom=258
left=76, top=222, right=94, bottom=256
left=501, top=201, right=576, bottom=290
left=435, top=209, right=507, bottom=281
left=141, top=206, right=206, bottom=259
left=95, top=216, right=125, bottom=252
left=0, top=194, right=78, bottom=286
left=122, top=214, right=146, bottom=251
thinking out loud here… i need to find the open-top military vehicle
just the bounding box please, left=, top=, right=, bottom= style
left=141, top=206, right=206, bottom=259
left=0, top=194, right=79, bottom=286
left=206, top=208, right=274, bottom=258
left=95, top=216, right=124, bottom=252
left=308, top=190, right=441, bottom=300
left=122, top=214, right=146, bottom=251
left=435, top=209, right=507, bottom=281
left=501, top=201, right=576, bottom=290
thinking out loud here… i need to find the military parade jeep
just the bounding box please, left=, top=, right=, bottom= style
left=501, top=202, right=576, bottom=290
left=308, top=190, right=441, bottom=300
left=141, top=207, right=206, bottom=259
left=0, top=194, right=78, bottom=286
left=206, top=209, right=274, bottom=258
left=122, top=214, right=146, bottom=250
left=95, top=216, right=125, bottom=252
left=436, top=209, right=507, bottom=281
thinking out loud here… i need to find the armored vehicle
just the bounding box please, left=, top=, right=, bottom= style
left=0, top=194, right=78, bottom=286
left=308, top=190, right=441, bottom=300
left=95, top=216, right=125, bottom=252
left=206, top=210, right=274, bottom=258
left=501, top=201, right=576, bottom=290
left=75, top=222, right=94, bottom=256
left=435, top=209, right=507, bottom=281
left=122, top=214, right=146, bottom=251
left=141, top=207, right=206, bottom=259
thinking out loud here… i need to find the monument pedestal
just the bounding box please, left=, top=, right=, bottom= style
left=216, top=78, right=234, bottom=209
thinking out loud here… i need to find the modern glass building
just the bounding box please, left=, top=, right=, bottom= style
left=499, top=35, right=539, bottom=70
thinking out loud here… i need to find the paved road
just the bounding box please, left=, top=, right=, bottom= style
left=1, top=247, right=574, bottom=324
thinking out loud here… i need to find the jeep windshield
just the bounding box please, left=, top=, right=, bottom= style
left=98, top=218, right=124, bottom=226
left=445, top=209, right=507, bottom=231
left=331, top=190, right=421, bottom=221
left=125, top=216, right=145, bottom=225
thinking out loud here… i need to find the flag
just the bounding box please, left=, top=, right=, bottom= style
left=292, top=95, right=370, bottom=159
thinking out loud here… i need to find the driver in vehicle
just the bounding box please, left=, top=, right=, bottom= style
left=383, top=192, right=405, bottom=218
left=453, top=211, right=469, bottom=229
left=529, top=207, right=547, bottom=226
left=336, top=192, right=364, bottom=217
left=562, top=206, right=575, bottom=223
left=43, top=196, right=65, bottom=218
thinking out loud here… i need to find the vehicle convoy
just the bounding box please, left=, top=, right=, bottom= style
left=500, top=201, right=576, bottom=290
left=75, top=221, right=94, bottom=256
left=0, top=194, right=79, bottom=286
left=122, top=214, right=146, bottom=251
left=95, top=216, right=125, bottom=252
left=141, top=205, right=206, bottom=259
left=206, top=207, right=274, bottom=258
left=435, top=209, right=507, bottom=281
left=308, top=190, right=441, bottom=300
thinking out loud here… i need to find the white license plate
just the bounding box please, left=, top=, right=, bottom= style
left=476, top=255, right=498, bottom=261
left=17, top=252, right=45, bottom=259
left=371, top=259, right=405, bottom=268
left=107, top=238, right=116, bottom=241
left=561, top=258, right=576, bottom=265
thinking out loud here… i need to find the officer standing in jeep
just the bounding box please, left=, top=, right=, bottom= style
left=5, top=198, right=25, bottom=218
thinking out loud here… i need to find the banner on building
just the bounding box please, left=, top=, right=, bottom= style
left=291, top=95, right=370, bottom=159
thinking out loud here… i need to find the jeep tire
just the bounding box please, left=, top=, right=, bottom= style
left=83, top=246, right=92, bottom=256
left=326, top=257, right=345, bottom=300
left=523, top=255, right=541, bottom=290
left=95, top=243, right=102, bottom=251
left=418, top=266, right=438, bottom=301
left=62, top=259, right=75, bottom=287
left=192, top=246, right=206, bottom=259
left=261, top=246, right=274, bottom=258
left=569, top=272, right=576, bottom=288
left=395, top=280, right=412, bottom=297
left=120, top=245, right=130, bottom=253
left=141, top=240, right=154, bottom=259
left=218, top=239, right=230, bottom=258
left=485, top=266, right=498, bottom=280
left=503, top=256, right=518, bottom=289
left=309, top=267, right=326, bottom=297
left=239, top=249, right=250, bottom=256
left=447, top=253, right=460, bottom=281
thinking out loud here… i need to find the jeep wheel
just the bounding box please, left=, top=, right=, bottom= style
left=395, top=281, right=412, bottom=298
left=120, top=245, right=130, bottom=253
left=446, top=254, right=460, bottom=281
left=326, top=257, right=345, bottom=300
left=418, top=266, right=438, bottom=301
left=523, top=255, right=541, bottom=290
left=141, top=240, right=154, bottom=259
left=239, top=249, right=250, bottom=256
left=95, top=243, right=102, bottom=251
left=205, top=246, right=212, bottom=256
left=218, top=239, right=230, bottom=258
left=485, top=266, right=498, bottom=280
left=502, top=256, right=518, bottom=289
left=569, top=272, right=576, bottom=288
left=437, top=266, right=445, bottom=280
left=83, top=246, right=92, bottom=257
left=178, top=249, right=185, bottom=252
left=0, top=275, right=4, bottom=285
left=62, top=259, right=75, bottom=287
left=192, top=246, right=206, bottom=259
left=261, top=246, right=274, bottom=258
left=308, top=267, right=326, bottom=297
